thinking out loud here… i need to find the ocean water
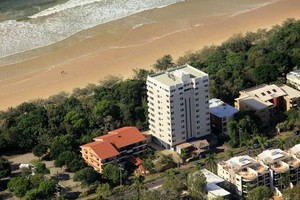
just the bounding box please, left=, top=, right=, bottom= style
left=0, top=0, right=279, bottom=67
left=0, top=0, right=183, bottom=64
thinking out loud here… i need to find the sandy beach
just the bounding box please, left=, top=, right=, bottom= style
left=0, top=0, right=300, bottom=111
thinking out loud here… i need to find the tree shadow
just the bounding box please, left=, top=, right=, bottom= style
left=56, top=173, right=70, bottom=181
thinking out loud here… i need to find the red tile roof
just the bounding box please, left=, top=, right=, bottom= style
left=129, top=156, right=143, bottom=166
left=81, top=127, right=145, bottom=160
left=81, top=141, right=120, bottom=160
left=94, top=127, right=146, bottom=148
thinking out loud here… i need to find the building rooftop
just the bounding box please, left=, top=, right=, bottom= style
left=81, top=141, right=120, bottom=160
left=94, top=127, right=146, bottom=148
left=290, top=144, right=300, bottom=158
left=148, top=64, right=207, bottom=87
left=287, top=69, right=300, bottom=83
left=209, top=98, right=239, bottom=118
left=227, top=155, right=257, bottom=169
left=200, top=169, right=230, bottom=197
left=242, top=84, right=286, bottom=102
left=81, top=127, right=146, bottom=160
left=257, top=149, right=289, bottom=164
left=280, top=85, right=300, bottom=99
left=238, top=96, right=272, bottom=110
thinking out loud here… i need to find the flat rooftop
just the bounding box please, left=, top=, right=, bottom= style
left=239, top=96, right=272, bottom=110
left=258, top=149, right=288, bottom=164
left=148, top=64, right=207, bottom=87
left=201, top=169, right=230, bottom=197
left=242, top=84, right=286, bottom=102
left=209, top=98, right=239, bottom=117
left=290, top=144, right=300, bottom=158
left=287, top=69, right=300, bottom=82
left=280, top=85, right=300, bottom=99
left=227, top=155, right=257, bottom=169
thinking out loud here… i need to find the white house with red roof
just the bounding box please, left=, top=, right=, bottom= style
left=80, top=126, right=147, bottom=173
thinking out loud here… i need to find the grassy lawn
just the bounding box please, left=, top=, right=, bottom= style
left=275, top=131, right=293, bottom=139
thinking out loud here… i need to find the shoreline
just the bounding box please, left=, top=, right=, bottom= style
left=0, top=0, right=300, bottom=111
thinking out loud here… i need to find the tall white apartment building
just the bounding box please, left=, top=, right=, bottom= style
left=147, top=64, right=210, bottom=149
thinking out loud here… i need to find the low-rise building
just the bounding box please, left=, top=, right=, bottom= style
left=234, top=84, right=300, bottom=126
left=201, top=169, right=231, bottom=200
left=217, top=155, right=270, bottom=198
left=287, top=69, right=300, bottom=90
left=209, top=98, right=239, bottom=135
left=257, top=149, right=300, bottom=190
left=80, top=126, right=147, bottom=173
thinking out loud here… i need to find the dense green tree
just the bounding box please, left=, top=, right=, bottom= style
left=32, top=144, right=47, bottom=158
left=162, top=173, right=183, bottom=199
left=283, top=183, right=300, bottom=200
left=50, top=135, right=75, bottom=159
left=8, top=176, right=31, bottom=197
left=73, top=167, right=101, bottom=186
left=24, top=189, right=41, bottom=200
left=38, top=179, right=57, bottom=198
left=130, top=173, right=147, bottom=200
left=54, top=150, right=77, bottom=168
left=96, top=183, right=112, bottom=198
left=142, top=158, right=154, bottom=172
left=153, top=54, right=174, bottom=71
left=279, top=172, right=290, bottom=189
left=102, top=164, right=128, bottom=185
left=205, top=153, right=217, bottom=173
left=30, top=173, right=45, bottom=188
left=187, top=171, right=206, bottom=200
left=35, top=162, right=50, bottom=174
left=139, top=189, right=165, bottom=200
left=0, top=156, right=11, bottom=178
left=246, top=186, right=272, bottom=200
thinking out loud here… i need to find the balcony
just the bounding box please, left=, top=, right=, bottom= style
left=272, top=163, right=289, bottom=173
left=238, top=169, right=257, bottom=181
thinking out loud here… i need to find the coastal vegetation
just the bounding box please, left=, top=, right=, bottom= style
left=1, top=18, right=300, bottom=199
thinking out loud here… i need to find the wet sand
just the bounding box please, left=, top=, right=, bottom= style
left=0, top=0, right=300, bottom=110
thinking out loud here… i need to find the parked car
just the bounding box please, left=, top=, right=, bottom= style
left=294, top=130, right=300, bottom=136
left=194, top=161, right=205, bottom=167
left=253, top=143, right=260, bottom=149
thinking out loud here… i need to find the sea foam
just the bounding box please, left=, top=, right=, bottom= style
left=0, top=0, right=183, bottom=64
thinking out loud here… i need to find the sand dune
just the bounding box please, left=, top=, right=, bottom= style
left=0, top=0, right=300, bottom=111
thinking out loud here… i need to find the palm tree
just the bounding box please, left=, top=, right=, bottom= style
left=245, top=139, right=254, bottom=156
left=225, top=149, right=234, bottom=159
left=130, top=173, right=147, bottom=200
left=275, top=138, right=286, bottom=150
left=205, top=153, right=217, bottom=173
left=257, top=136, right=269, bottom=151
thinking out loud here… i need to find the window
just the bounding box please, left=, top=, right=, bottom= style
left=267, top=91, right=271, bottom=94
left=273, top=89, right=277, bottom=92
